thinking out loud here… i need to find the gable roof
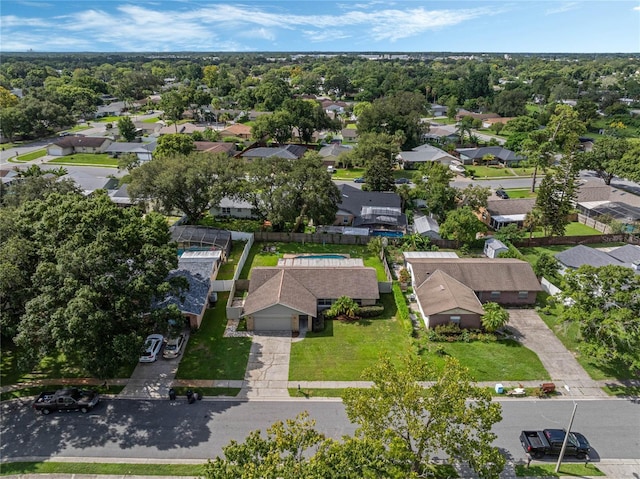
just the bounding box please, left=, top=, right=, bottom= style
left=241, top=144, right=307, bottom=160
left=414, top=215, right=440, bottom=235
left=398, top=144, right=457, bottom=164
left=486, top=198, right=536, bottom=216
left=220, top=123, right=252, bottom=136
left=456, top=146, right=524, bottom=162
left=319, top=144, right=351, bottom=158
left=194, top=141, right=236, bottom=154
left=52, top=136, right=110, bottom=148
left=576, top=181, right=610, bottom=203
left=338, top=184, right=401, bottom=215
left=244, top=266, right=379, bottom=317
left=555, top=244, right=623, bottom=269
left=423, top=126, right=459, bottom=140
left=408, top=258, right=541, bottom=292
left=416, top=270, right=485, bottom=316
left=607, top=244, right=640, bottom=264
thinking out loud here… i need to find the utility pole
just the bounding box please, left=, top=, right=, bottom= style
left=555, top=400, right=578, bottom=473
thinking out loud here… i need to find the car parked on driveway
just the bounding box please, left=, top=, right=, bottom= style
left=353, top=177, right=365, bottom=183
left=496, top=189, right=510, bottom=199
left=139, top=334, right=164, bottom=363
left=163, top=334, right=186, bottom=359
left=395, top=178, right=411, bottom=184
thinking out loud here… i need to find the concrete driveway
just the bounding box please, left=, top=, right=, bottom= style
left=239, top=332, right=291, bottom=399
left=506, top=309, right=606, bottom=397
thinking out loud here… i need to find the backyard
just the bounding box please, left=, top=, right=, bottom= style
left=239, top=242, right=388, bottom=281
left=48, top=153, right=118, bottom=167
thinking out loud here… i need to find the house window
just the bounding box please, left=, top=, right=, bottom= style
left=490, top=291, right=501, bottom=299
left=450, top=316, right=461, bottom=325
left=343, top=217, right=349, bottom=224
left=317, top=299, right=333, bottom=306
left=221, top=207, right=231, bottom=215
left=518, top=291, right=529, bottom=299
left=236, top=208, right=243, bottom=213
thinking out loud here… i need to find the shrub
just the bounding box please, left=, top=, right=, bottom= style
left=358, top=305, right=385, bottom=318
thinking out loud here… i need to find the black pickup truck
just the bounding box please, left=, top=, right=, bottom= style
left=520, top=429, right=590, bottom=459
left=32, top=388, right=99, bottom=415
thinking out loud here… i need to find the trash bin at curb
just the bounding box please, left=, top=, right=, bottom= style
left=186, top=390, right=195, bottom=404
left=495, top=383, right=504, bottom=394
left=168, top=388, right=176, bottom=401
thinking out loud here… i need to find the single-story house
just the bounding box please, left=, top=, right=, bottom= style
left=398, top=144, right=457, bottom=169
left=47, top=137, right=112, bottom=156
left=455, top=109, right=501, bottom=122
left=105, top=140, right=156, bottom=162
left=220, top=123, right=252, bottom=139
left=158, top=123, right=207, bottom=135
left=455, top=146, right=525, bottom=166
left=415, top=270, right=486, bottom=329
left=430, top=104, right=448, bottom=117
left=406, top=258, right=541, bottom=309
left=422, top=126, right=459, bottom=144
left=479, top=199, right=536, bottom=230
left=413, top=215, right=440, bottom=239
left=335, top=184, right=407, bottom=234
left=484, top=238, right=509, bottom=258
left=194, top=141, right=237, bottom=156
left=482, top=117, right=516, bottom=128
left=555, top=244, right=640, bottom=273
left=210, top=197, right=257, bottom=219
left=242, top=261, right=379, bottom=332
left=240, top=144, right=307, bottom=161
left=341, top=127, right=358, bottom=141
left=318, top=144, right=351, bottom=167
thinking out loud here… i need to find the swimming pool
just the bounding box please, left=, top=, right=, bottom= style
left=295, top=254, right=348, bottom=259
left=372, top=231, right=404, bottom=238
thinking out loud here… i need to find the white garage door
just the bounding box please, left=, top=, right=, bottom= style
left=254, top=314, right=291, bottom=331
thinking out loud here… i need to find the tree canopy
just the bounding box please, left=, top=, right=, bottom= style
left=1, top=191, right=181, bottom=377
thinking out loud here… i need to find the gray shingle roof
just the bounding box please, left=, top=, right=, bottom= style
left=338, top=184, right=401, bottom=215
left=156, top=269, right=209, bottom=316
left=486, top=199, right=536, bottom=216
left=456, top=146, right=524, bottom=162
left=414, top=216, right=440, bottom=235
left=241, top=145, right=307, bottom=160
left=607, top=244, right=640, bottom=264
left=555, top=245, right=623, bottom=269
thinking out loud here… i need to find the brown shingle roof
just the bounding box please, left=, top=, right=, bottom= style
left=221, top=123, right=252, bottom=136
left=408, top=258, right=541, bottom=292
left=193, top=141, right=236, bottom=154
left=416, top=270, right=485, bottom=316
left=244, top=266, right=380, bottom=316
left=576, top=181, right=610, bottom=202
left=52, top=136, right=110, bottom=148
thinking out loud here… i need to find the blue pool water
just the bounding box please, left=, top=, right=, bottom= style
left=372, top=230, right=404, bottom=238
left=295, top=254, right=348, bottom=259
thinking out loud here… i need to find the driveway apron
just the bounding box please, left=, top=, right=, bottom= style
left=239, top=332, right=291, bottom=399
left=506, top=309, right=606, bottom=397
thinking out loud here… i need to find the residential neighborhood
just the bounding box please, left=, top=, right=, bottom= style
left=1, top=47, right=640, bottom=478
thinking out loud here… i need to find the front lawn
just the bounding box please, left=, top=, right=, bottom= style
left=16, top=149, right=46, bottom=162
left=289, top=294, right=413, bottom=381
left=504, top=188, right=536, bottom=199
left=333, top=167, right=365, bottom=180
left=0, top=462, right=205, bottom=477
left=469, top=165, right=516, bottom=178
left=239, top=242, right=387, bottom=281
left=48, top=153, right=118, bottom=167
left=176, top=292, right=252, bottom=380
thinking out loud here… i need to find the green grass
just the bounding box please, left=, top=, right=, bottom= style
left=68, top=124, right=92, bottom=132
left=0, top=462, right=205, bottom=476
left=470, top=165, right=516, bottom=178
left=94, top=116, right=125, bottom=123
left=170, top=386, right=241, bottom=397
left=504, top=188, right=536, bottom=199
left=239, top=242, right=387, bottom=281
left=15, top=149, right=46, bottom=162
left=419, top=339, right=549, bottom=381
left=216, top=240, right=248, bottom=280
left=0, top=384, right=124, bottom=402
left=515, top=463, right=603, bottom=477
left=289, top=294, right=415, bottom=381
left=142, top=116, right=161, bottom=123
left=176, top=292, right=252, bottom=380
left=333, top=167, right=365, bottom=180
left=48, top=153, right=118, bottom=167
left=536, top=297, right=636, bottom=380
left=288, top=388, right=350, bottom=397
left=529, top=222, right=602, bottom=238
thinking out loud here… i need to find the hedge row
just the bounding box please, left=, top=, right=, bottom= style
left=392, top=282, right=414, bottom=336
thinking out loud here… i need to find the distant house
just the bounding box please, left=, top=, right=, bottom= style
left=555, top=244, right=640, bottom=274
left=422, top=126, right=459, bottom=144
left=105, top=140, right=156, bottom=162
left=210, top=197, right=257, bottom=219
left=456, top=146, right=524, bottom=166
left=47, top=137, right=112, bottom=156
left=430, top=104, right=448, bottom=117
left=398, top=144, right=457, bottom=169
left=194, top=141, right=237, bottom=156
left=318, top=144, right=351, bottom=167
left=220, top=123, right=252, bottom=139
left=455, top=109, right=501, bottom=122
left=482, top=117, right=517, bottom=128
left=335, top=184, right=407, bottom=234
left=413, top=215, right=440, bottom=239
left=242, top=260, right=379, bottom=332
left=341, top=127, right=358, bottom=142
left=480, top=199, right=536, bottom=230
left=95, top=101, right=127, bottom=118
left=484, top=238, right=509, bottom=258
left=240, top=144, right=307, bottom=161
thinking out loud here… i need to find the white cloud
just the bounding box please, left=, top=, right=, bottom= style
left=302, top=29, right=351, bottom=43
left=633, top=5, right=640, bottom=10
left=545, top=2, right=580, bottom=15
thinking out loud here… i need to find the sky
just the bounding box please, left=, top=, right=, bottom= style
left=1, top=1, right=639, bottom=53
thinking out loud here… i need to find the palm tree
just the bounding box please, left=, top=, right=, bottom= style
left=328, top=296, right=359, bottom=319
left=524, top=208, right=544, bottom=240
left=481, top=302, right=509, bottom=333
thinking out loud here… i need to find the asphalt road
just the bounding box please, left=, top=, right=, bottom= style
left=2, top=398, right=638, bottom=463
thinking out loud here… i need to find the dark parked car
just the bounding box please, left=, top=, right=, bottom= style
left=353, top=177, right=365, bottom=183
left=496, top=189, right=510, bottom=199
left=395, top=178, right=411, bottom=184
left=520, top=429, right=590, bottom=459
